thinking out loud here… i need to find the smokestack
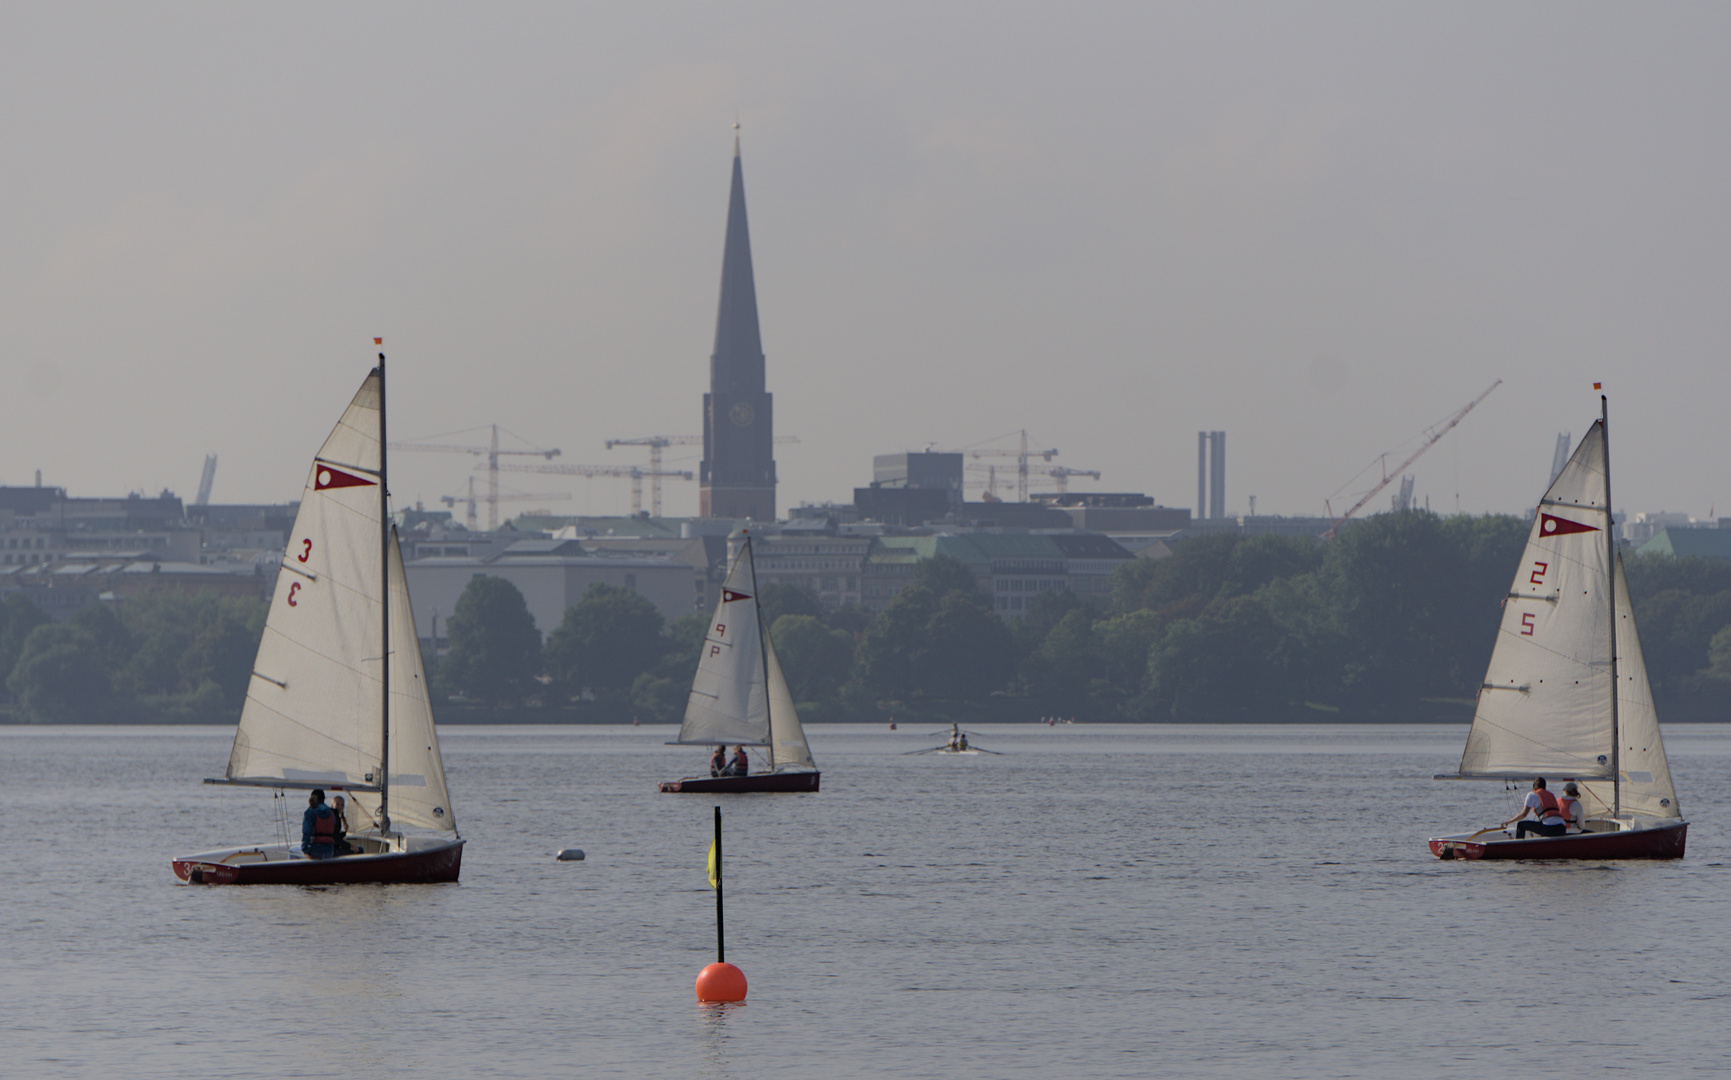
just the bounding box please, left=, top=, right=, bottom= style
left=1197, top=432, right=1207, bottom=518
left=1209, top=431, right=1225, bottom=519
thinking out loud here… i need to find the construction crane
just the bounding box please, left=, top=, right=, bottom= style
left=1321, top=379, right=1501, bottom=539
left=194, top=455, right=217, bottom=507
left=498, top=462, right=695, bottom=517
left=389, top=425, right=560, bottom=529
left=966, top=462, right=1100, bottom=497
left=603, top=434, right=800, bottom=516
left=963, top=430, right=1058, bottom=503
left=440, top=477, right=570, bottom=530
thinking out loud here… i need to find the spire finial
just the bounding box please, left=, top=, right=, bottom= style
left=733, top=114, right=741, bottom=156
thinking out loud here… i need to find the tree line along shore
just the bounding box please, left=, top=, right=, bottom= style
left=4, top=510, right=1730, bottom=725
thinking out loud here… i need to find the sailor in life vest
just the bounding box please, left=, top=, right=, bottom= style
left=1503, top=777, right=1569, bottom=839
left=1558, top=781, right=1586, bottom=833
left=302, top=788, right=339, bottom=859
left=730, top=746, right=750, bottom=777
left=710, top=745, right=727, bottom=778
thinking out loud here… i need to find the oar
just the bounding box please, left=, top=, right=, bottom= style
left=903, top=746, right=947, bottom=756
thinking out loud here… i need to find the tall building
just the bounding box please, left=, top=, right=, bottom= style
left=699, top=138, right=777, bottom=520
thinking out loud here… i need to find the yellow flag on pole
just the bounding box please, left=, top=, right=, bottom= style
left=707, top=838, right=719, bottom=889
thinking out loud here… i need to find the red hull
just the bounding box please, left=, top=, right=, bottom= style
left=172, top=840, right=464, bottom=885
left=659, top=772, right=821, bottom=793
left=1429, top=822, right=1686, bottom=861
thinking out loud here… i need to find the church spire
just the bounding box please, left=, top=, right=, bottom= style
left=700, top=136, right=777, bottom=520
left=710, top=136, right=763, bottom=393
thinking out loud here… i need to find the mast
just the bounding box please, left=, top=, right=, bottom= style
left=378, top=344, right=392, bottom=835
left=747, top=536, right=775, bottom=771
left=1602, top=394, right=1619, bottom=817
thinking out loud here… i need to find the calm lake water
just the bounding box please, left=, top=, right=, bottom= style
left=3, top=722, right=1729, bottom=1079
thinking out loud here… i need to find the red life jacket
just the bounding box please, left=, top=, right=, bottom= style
left=1534, top=789, right=1563, bottom=822
left=311, top=806, right=337, bottom=843
left=1557, top=795, right=1579, bottom=826
left=733, top=751, right=749, bottom=775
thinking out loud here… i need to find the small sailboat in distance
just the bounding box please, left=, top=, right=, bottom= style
left=659, top=536, right=820, bottom=793
left=1428, top=395, right=1686, bottom=860
left=172, top=349, right=464, bottom=884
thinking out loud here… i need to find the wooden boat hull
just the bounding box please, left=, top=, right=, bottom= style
left=1429, top=820, right=1686, bottom=861
left=172, top=838, right=464, bottom=885
left=659, top=772, right=821, bottom=793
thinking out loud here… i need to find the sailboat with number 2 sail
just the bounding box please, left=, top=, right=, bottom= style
left=1428, top=396, right=1686, bottom=860
left=171, top=350, right=464, bottom=884
left=659, top=537, right=820, bottom=793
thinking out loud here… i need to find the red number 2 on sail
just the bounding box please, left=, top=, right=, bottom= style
left=1521, top=612, right=1535, bottom=636
left=1529, top=561, right=1548, bottom=585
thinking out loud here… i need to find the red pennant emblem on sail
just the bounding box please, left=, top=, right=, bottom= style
left=722, top=589, right=753, bottom=603
left=315, top=464, right=377, bottom=491
left=1539, top=512, right=1598, bottom=538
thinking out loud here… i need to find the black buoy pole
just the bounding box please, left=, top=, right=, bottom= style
left=714, top=805, right=725, bottom=963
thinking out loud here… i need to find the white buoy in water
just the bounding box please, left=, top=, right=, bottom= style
left=556, top=848, right=586, bottom=861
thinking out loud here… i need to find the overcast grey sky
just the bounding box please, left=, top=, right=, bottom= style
left=4, top=4, right=1728, bottom=521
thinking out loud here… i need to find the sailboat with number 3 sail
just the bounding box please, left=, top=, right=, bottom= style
left=171, top=350, right=464, bottom=884
left=1429, top=396, right=1686, bottom=860
left=659, top=536, right=820, bottom=793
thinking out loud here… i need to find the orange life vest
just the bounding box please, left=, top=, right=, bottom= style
left=311, top=806, right=337, bottom=843
left=1534, top=789, right=1563, bottom=822
left=1557, top=795, right=1579, bottom=826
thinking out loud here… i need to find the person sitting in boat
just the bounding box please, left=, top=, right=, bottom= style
left=710, top=746, right=727, bottom=778
left=730, top=746, right=750, bottom=776
left=956, top=732, right=970, bottom=751
left=1503, top=777, right=1568, bottom=839
left=1558, top=782, right=1586, bottom=833
left=330, top=794, right=357, bottom=856
left=947, top=724, right=962, bottom=751
left=301, top=789, right=339, bottom=860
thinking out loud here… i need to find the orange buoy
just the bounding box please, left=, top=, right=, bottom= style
left=696, top=961, right=748, bottom=1002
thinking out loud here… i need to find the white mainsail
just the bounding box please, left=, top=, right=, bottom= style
left=673, top=541, right=817, bottom=772
left=676, top=547, right=772, bottom=747
left=1458, top=422, right=1615, bottom=779
left=223, top=370, right=456, bottom=833
left=1454, top=418, right=1678, bottom=819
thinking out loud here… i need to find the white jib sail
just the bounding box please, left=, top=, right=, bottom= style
left=1578, top=559, right=1680, bottom=820
left=1458, top=422, right=1616, bottom=779
left=675, top=546, right=770, bottom=746
left=347, top=535, right=457, bottom=833
left=765, top=640, right=816, bottom=772
left=224, top=370, right=455, bottom=832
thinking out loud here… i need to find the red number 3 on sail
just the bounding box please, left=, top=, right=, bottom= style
left=298, top=539, right=312, bottom=563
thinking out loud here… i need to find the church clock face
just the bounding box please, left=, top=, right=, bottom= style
left=729, top=401, right=755, bottom=427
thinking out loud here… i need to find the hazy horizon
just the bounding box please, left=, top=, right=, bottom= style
left=5, top=5, right=1728, bottom=522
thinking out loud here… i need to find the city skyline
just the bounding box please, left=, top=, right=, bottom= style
left=3, top=6, right=1728, bottom=521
